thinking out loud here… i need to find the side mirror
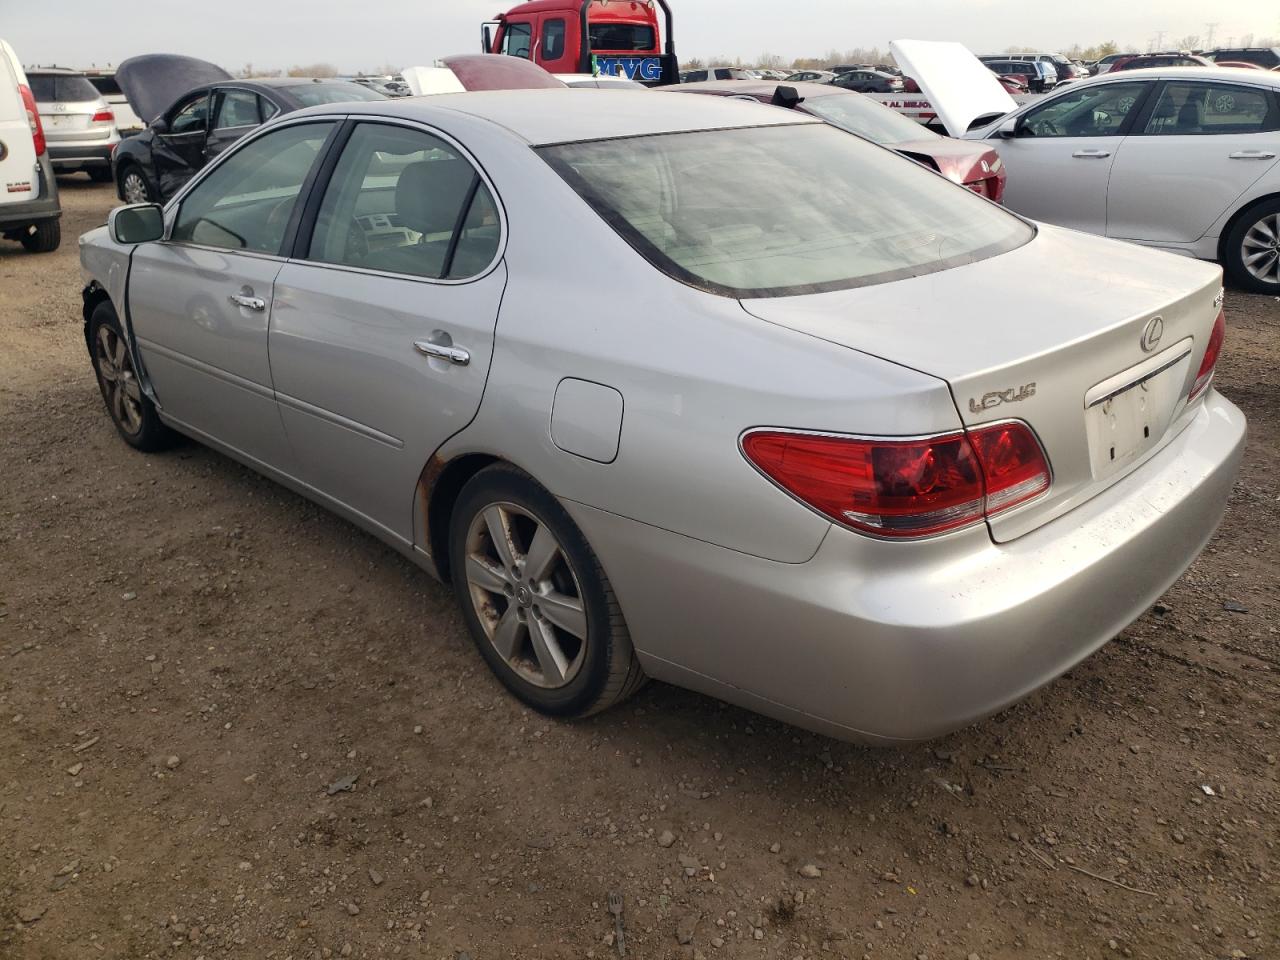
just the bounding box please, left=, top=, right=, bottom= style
left=109, top=203, right=165, bottom=245
left=149, top=116, right=169, bottom=134
left=997, top=116, right=1019, bottom=138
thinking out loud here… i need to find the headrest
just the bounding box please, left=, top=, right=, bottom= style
left=395, top=159, right=477, bottom=237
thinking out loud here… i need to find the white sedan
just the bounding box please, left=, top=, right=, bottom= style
left=899, top=41, right=1280, bottom=293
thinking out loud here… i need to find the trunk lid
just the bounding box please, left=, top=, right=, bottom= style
left=890, top=39, right=1017, bottom=137
left=740, top=225, right=1224, bottom=542
left=116, top=54, right=231, bottom=125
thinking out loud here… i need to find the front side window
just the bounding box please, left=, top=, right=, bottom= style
left=502, top=22, right=533, bottom=59
left=1143, top=82, right=1276, bottom=135
left=214, top=90, right=261, bottom=130
left=541, top=123, right=1032, bottom=298
left=172, top=122, right=335, bottom=252
left=1020, top=82, right=1148, bottom=137
left=307, top=123, right=500, bottom=280
left=543, top=19, right=567, bottom=60
left=169, top=94, right=211, bottom=136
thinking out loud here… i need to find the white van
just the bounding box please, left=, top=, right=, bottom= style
left=0, top=38, right=60, bottom=252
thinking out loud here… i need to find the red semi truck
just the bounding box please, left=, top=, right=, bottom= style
left=483, top=0, right=678, bottom=85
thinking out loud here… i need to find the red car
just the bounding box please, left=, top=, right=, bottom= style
left=672, top=81, right=1006, bottom=201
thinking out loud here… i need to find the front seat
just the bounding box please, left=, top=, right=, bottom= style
left=1176, top=97, right=1204, bottom=133
left=370, top=159, right=476, bottom=278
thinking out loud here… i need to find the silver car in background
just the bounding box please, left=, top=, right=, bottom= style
left=78, top=91, right=1244, bottom=743
left=28, top=67, right=120, bottom=180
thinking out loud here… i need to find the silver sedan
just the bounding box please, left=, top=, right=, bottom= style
left=79, top=91, right=1245, bottom=743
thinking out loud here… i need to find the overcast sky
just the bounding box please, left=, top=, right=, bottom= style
left=6, top=0, right=1278, bottom=71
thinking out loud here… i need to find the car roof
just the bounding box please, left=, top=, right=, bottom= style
left=295, top=88, right=818, bottom=145
left=26, top=66, right=87, bottom=76
left=677, top=79, right=843, bottom=99
left=1080, top=65, right=1280, bottom=85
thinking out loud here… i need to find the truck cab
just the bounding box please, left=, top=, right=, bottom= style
left=484, top=0, right=677, bottom=85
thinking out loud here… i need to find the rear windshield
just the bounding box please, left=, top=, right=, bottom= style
left=802, top=93, right=940, bottom=145
left=540, top=124, right=1032, bottom=298
left=88, top=76, right=122, bottom=96
left=589, top=23, right=656, bottom=51
left=29, top=74, right=100, bottom=103
left=287, top=83, right=387, bottom=107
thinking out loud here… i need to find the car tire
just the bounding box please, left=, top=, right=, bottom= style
left=448, top=463, right=646, bottom=718
left=88, top=300, right=175, bottom=452
left=118, top=164, right=156, bottom=204
left=1223, top=198, right=1280, bottom=295
left=18, top=219, right=60, bottom=253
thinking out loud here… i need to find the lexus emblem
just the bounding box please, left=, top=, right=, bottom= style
left=1140, top=316, right=1164, bottom=353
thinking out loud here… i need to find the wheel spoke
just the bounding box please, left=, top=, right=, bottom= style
left=111, top=384, right=126, bottom=422
left=483, top=506, right=520, bottom=571
left=1243, top=234, right=1271, bottom=250
left=490, top=605, right=526, bottom=661
left=121, top=376, right=142, bottom=402
left=113, top=337, right=128, bottom=370
left=1252, top=217, right=1276, bottom=242
left=538, top=590, right=587, bottom=640
left=529, top=617, right=569, bottom=686
left=523, top=523, right=561, bottom=584
left=465, top=554, right=508, bottom=595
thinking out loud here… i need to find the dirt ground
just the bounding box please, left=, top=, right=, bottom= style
left=1, top=179, right=1276, bottom=960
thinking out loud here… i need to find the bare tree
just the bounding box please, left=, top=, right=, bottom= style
left=682, top=57, right=705, bottom=70
left=236, top=63, right=281, bottom=79
left=756, top=52, right=785, bottom=70
left=1176, top=34, right=1201, bottom=52
left=287, top=63, right=339, bottom=78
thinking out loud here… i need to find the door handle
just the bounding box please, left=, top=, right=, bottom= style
left=1229, top=150, right=1276, bottom=160
left=1071, top=149, right=1111, bottom=159
left=414, top=340, right=471, bottom=366
left=228, top=293, right=266, bottom=311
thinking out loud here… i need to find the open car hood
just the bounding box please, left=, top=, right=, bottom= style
left=116, top=54, right=232, bottom=125
left=890, top=39, right=1017, bottom=137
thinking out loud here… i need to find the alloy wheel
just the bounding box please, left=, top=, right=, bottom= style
left=1241, top=212, right=1280, bottom=284
left=122, top=170, right=150, bottom=205
left=94, top=325, right=143, bottom=435
left=463, top=502, right=588, bottom=689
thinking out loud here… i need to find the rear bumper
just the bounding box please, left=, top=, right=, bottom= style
left=0, top=154, right=61, bottom=227
left=565, top=391, right=1246, bottom=743
left=47, top=142, right=116, bottom=169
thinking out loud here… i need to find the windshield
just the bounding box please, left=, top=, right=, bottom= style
left=541, top=124, right=1032, bottom=298
left=589, top=23, right=656, bottom=51
left=288, top=83, right=387, bottom=107
left=29, top=74, right=99, bottom=102
left=802, top=93, right=939, bottom=145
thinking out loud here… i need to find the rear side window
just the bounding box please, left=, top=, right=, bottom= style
left=1143, top=82, right=1277, bottom=135
left=307, top=123, right=501, bottom=280
left=541, top=123, right=1032, bottom=298
left=172, top=122, right=335, bottom=253
left=29, top=74, right=99, bottom=102
left=543, top=19, right=567, bottom=60
left=215, top=90, right=261, bottom=130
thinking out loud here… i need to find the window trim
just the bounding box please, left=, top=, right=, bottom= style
left=1129, top=79, right=1280, bottom=137
left=287, top=117, right=508, bottom=287
left=161, top=115, right=347, bottom=262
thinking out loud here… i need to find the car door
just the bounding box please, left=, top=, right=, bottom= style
left=204, top=87, right=263, bottom=162
left=991, top=80, right=1153, bottom=234
left=1106, top=79, right=1280, bottom=243
left=128, top=120, right=339, bottom=471
left=536, top=14, right=577, bottom=73
left=152, top=90, right=213, bottom=198
left=269, top=120, right=506, bottom=544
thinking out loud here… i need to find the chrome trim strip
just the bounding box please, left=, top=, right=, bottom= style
left=1084, top=338, right=1193, bottom=409
left=136, top=338, right=275, bottom=400
left=275, top=392, right=404, bottom=449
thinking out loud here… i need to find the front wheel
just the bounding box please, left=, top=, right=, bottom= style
left=449, top=464, right=646, bottom=718
left=1223, top=199, right=1280, bottom=294
left=118, top=165, right=155, bottom=204
left=89, top=301, right=175, bottom=451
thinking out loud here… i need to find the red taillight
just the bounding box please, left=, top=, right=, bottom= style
left=741, top=422, right=1050, bottom=539
left=18, top=84, right=45, bottom=156
left=1188, top=309, right=1225, bottom=401
left=91, top=109, right=115, bottom=123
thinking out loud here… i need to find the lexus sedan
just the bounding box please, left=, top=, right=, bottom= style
left=80, top=90, right=1244, bottom=743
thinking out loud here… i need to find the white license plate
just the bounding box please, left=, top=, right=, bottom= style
left=44, top=114, right=71, bottom=127
left=1084, top=358, right=1187, bottom=480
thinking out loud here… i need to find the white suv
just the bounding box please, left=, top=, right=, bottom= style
left=0, top=38, right=60, bottom=252
left=27, top=67, right=120, bottom=181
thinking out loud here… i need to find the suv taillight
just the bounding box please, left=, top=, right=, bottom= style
left=18, top=84, right=45, bottom=156
left=91, top=109, right=115, bottom=123
left=741, top=422, right=1051, bottom=539
left=1188, top=309, right=1225, bottom=402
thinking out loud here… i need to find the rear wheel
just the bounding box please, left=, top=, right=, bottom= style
left=19, top=219, right=60, bottom=253
left=89, top=301, right=174, bottom=451
left=449, top=464, right=646, bottom=718
left=118, top=165, right=155, bottom=204
left=1223, top=199, right=1280, bottom=294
